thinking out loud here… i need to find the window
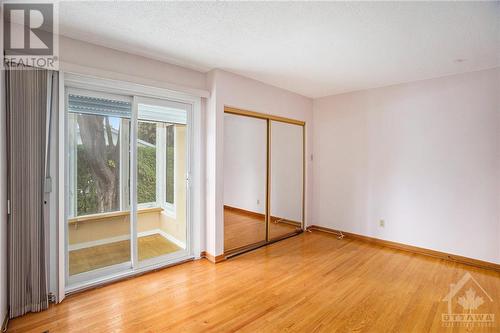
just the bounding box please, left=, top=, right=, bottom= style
left=165, top=124, right=175, bottom=208
left=136, top=101, right=186, bottom=217
left=137, top=121, right=157, bottom=206
left=68, top=91, right=186, bottom=218
left=67, top=90, right=132, bottom=218
left=136, top=120, right=177, bottom=215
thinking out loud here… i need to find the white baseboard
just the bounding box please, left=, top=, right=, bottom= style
left=138, top=229, right=161, bottom=238
left=158, top=229, right=186, bottom=249
left=69, top=229, right=186, bottom=251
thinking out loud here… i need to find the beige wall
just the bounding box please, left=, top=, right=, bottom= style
left=68, top=211, right=160, bottom=245
left=160, top=125, right=187, bottom=245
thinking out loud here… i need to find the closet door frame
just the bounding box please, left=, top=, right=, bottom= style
left=223, top=106, right=305, bottom=257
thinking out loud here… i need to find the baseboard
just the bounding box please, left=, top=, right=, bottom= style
left=157, top=230, right=186, bottom=249
left=69, top=229, right=186, bottom=251
left=200, top=251, right=226, bottom=263
left=307, top=225, right=500, bottom=272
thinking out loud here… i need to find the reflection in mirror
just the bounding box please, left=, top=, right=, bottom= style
left=269, top=121, right=303, bottom=240
left=223, top=113, right=267, bottom=251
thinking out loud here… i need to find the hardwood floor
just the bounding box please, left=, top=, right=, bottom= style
left=10, top=231, right=499, bottom=333
left=224, top=207, right=296, bottom=251
left=69, top=234, right=180, bottom=275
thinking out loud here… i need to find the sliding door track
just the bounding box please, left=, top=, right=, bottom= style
left=224, top=230, right=303, bottom=259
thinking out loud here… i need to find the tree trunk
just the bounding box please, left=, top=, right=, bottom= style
left=77, top=114, right=120, bottom=213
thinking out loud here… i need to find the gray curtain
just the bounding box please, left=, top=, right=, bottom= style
left=6, top=66, right=56, bottom=318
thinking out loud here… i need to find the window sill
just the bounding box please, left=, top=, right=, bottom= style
left=68, top=207, right=163, bottom=224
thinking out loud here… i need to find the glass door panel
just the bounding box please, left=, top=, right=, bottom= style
left=67, top=90, right=132, bottom=279
left=269, top=121, right=304, bottom=240
left=66, top=86, right=194, bottom=289
left=223, top=113, right=268, bottom=251
left=136, top=101, right=188, bottom=264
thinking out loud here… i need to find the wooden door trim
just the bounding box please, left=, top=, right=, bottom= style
left=224, top=106, right=306, bottom=126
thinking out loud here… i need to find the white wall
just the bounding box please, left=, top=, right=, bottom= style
left=313, top=68, right=500, bottom=263
left=0, top=69, right=7, bottom=322
left=206, top=69, right=313, bottom=255
left=223, top=114, right=267, bottom=214
left=270, top=121, right=304, bottom=222
left=205, top=71, right=219, bottom=256
left=59, top=36, right=207, bottom=95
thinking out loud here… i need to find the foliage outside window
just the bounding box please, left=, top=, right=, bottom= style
left=166, top=125, right=175, bottom=205
left=137, top=121, right=157, bottom=205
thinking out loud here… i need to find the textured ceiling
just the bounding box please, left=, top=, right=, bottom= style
left=59, top=2, right=500, bottom=98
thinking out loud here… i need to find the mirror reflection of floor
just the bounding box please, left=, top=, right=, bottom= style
left=269, top=216, right=301, bottom=240
left=224, top=207, right=298, bottom=251
left=69, top=234, right=180, bottom=276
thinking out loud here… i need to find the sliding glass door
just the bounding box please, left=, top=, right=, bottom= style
left=66, top=88, right=190, bottom=288
left=67, top=90, right=133, bottom=279
left=134, top=98, right=188, bottom=267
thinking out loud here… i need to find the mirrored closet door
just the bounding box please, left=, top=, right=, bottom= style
left=223, top=107, right=305, bottom=256
left=269, top=121, right=304, bottom=240
left=223, top=113, right=268, bottom=251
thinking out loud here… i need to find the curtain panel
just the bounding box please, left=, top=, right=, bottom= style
left=6, top=66, right=57, bottom=318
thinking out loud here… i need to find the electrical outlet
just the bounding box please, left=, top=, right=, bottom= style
left=379, top=219, right=385, bottom=227
left=257, top=199, right=260, bottom=205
